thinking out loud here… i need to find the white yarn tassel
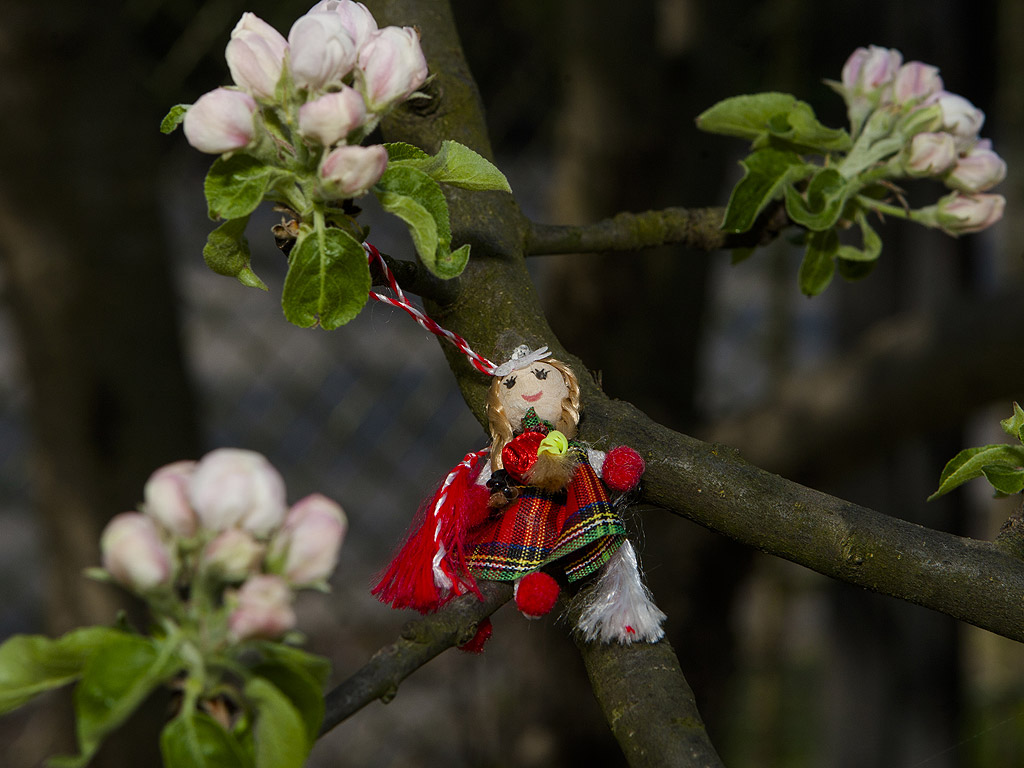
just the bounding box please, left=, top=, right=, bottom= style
left=575, top=540, right=666, bottom=644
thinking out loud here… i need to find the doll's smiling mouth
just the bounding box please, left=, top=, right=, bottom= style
left=522, top=392, right=543, bottom=402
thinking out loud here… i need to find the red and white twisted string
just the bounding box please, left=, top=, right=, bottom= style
left=364, top=242, right=497, bottom=376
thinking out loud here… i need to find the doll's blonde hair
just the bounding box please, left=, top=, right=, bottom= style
left=486, top=357, right=581, bottom=470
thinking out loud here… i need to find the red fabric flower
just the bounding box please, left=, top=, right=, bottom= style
left=502, top=431, right=545, bottom=481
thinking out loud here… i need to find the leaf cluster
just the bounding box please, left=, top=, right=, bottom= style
left=0, top=627, right=330, bottom=767
left=929, top=403, right=1024, bottom=500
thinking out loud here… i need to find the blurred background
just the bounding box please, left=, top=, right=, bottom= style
left=2, top=0, right=1023, bottom=765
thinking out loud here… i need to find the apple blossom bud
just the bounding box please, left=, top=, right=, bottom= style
left=357, top=26, right=429, bottom=112
left=308, top=0, right=378, bottom=49
left=936, top=191, right=1005, bottom=235
left=937, top=92, right=985, bottom=141
left=267, top=494, right=347, bottom=586
left=298, top=87, right=367, bottom=146
left=183, top=88, right=258, bottom=155
left=904, top=132, right=957, bottom=177
left=841, top=45, right=902, bottom=99
left=188, top=448, right=286, bottom=538
left=226, top=13, right=288, bottom=101
left=892, top=62, right=942, bottom=107
left=202, top=528, right=264, bottom=582
left=288, top=12, right=357, bottom=91
left=945, top=141, right=1007, bottom=192
left=101, top=513, right=174, bottom=592
left=318, top=144, right=387, bottom=198
left=228, top=574, right=296, bottom=641
left=143, top=460, right=198, bottom=538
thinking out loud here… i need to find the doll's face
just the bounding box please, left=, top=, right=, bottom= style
left=497, top=362, right=569, bottom=425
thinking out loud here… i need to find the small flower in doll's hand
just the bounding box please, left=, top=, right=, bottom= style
left=266, top=493, right=348, bottom=587
left=227, top=574, right=297, bottom=641
left=183, top=88, right=258, bottom=154
left=100, top=513, right=175, bottom=593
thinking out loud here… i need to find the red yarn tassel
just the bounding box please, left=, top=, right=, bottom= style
left=372, top=450, right=488, bottom=612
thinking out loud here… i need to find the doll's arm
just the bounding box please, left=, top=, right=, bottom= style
left=599, top=445, right=645, bottom=492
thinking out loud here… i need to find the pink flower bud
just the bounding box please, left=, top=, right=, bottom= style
left=183, top=88, right=258, bottom=155
left=188, top=448, right=286, bottom=538
left=226, top=13, right=288, bottom=100
left=904, top=132, right=957, bottom=177
left=937, top=192, right=1005, bottom=235
left=841, top=45, right=902, bottom=97
left=937, top=92, right=985, bottom=141
left=356, top=26, right=429, bottom=111
left=202, top=528, right=264, bottom=582
left=227, top=574, right=296, bottom=641
left=945, top=141, right=1007, bottom=192
left=298, top=87, right=367, bottom=146
left=308, top=0, right=378, bottom=50
left=318, top=144, right=388, bottom=198
left=101, top=513, right=174, bottom=592
left=892, top=62, right=943, bottom=107
left=288, top=12, right=357, bottom=91
left=143, top=460, right=198, bottom=538
left=268, top=494, right=347, bottom=586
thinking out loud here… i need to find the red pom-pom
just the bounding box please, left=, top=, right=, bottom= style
left=515, top=572, right=560, bottom=619
left=502, top=431, right=544, bottom=481
left=458, top=617, right=493, bottom=654
left=602, top=446, right=645, bottom=492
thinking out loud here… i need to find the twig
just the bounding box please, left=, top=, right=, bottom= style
left=319, top=581, right=510, bottom=735
left=526, top=203, right=790, bottom=256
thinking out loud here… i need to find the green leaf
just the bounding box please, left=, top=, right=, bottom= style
left=244, top=676, right=309, bottom=768
left=784, top=167, right=851, bottom=231
left=384, top=141, right=430, bottom=162
left=281, top=226, right=370, bottom=329
left=929, top=444, right=1024, bottom=500
left=721, top=148, right=811, bottom=234
left=251, top=663, right=324, bottom=745
left=730, top=247, right=755, bottom=265
left=161, top=105, right=189, bottom=134
left=205, top=155, right=276, bottom=221
left=696, top=92, right=799, bottom=142
left=982, top=465, right=1024, bottom=496
left=798, top=229, right=838, bottom=296
left=375, top=165, right=468, bottom=278
left=1000, top=402, right=1024, bottom=442
left=251, top=642, right=330, bottom=688
left=836, top=209, right=882, bottom=263
left=57, top=634, right=182, bottom=767
left=387, top=141, right=510, bottom=191
left=760, top=101, right=852, bottom=152
left=202, top=217, right=267, bottom=290
left=160, top=710, right=251, bottom=768
left=0, top=627, right=126, bottom=714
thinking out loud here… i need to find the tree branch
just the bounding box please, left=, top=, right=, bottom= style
left=319, top=582, right=510, bottom=735
left=526, top=203, right=790, bottom=255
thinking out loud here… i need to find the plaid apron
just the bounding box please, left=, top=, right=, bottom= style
left=465, top=446, right=626, bottom=583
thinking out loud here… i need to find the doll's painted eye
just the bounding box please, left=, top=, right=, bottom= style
left=532, top=368, right=549, bottom=380
left=502, top=375, right=517, bottom=389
